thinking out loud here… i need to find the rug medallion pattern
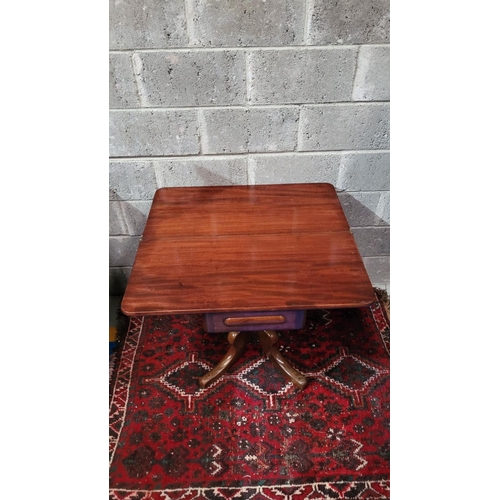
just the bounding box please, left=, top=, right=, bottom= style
left=109, top=300, right=390, bottom=499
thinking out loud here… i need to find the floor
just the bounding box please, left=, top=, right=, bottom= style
left=109, top=295, right=123, bottom=355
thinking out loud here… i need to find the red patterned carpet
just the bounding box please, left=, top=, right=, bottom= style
left=109, top=298, right=390, bottom=499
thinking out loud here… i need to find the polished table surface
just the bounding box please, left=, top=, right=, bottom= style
left=121, top=183, right=375, bottom=316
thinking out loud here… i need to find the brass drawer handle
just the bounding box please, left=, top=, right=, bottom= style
left=223, top=315, right=286, bottom=326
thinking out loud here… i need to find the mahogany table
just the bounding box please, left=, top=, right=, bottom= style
left=121, top=183, right=375, bottom=390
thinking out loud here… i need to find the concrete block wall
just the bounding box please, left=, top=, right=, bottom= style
left=109, top=0, right=390, bottom=295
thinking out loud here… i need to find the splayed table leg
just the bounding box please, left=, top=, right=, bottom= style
left=199, top=331, right=250, bottom=389
left=259, top=330, right=308, bottom=390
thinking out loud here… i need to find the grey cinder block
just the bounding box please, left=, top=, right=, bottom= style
left=378, top=192, right=390, bottom=225
left=188, top=0, right=305, bottom=46
left=110, top=201, right=128, bottom=235
left=248, top=153, right=340, bottom=185
left=154, top=157, right=248, bottom=187
left=109, top=236, right=141, bottom=267
left=110, top=201, right=153, bottom=236
left=300, top=104, right=390, bottom=151
left=351, top=227, right=390, bottom=257
left=109, top=162, right=157, bottom=201
left=337, top=152, right=390, bottom=191
left=122, top=201, right=152, bottom=235
left=248, top=48, right=357, bottom=105
left=338, top=192, right=389, bottom=227
left=133, top=51, right=246, bottom=107
left=109, top=110, right=200, bottom=157
left=352, top=46, right=390, bottom=101
left=201, top=107, right=299, bottom=154
left=109, top=53, right=140, bottom=108
left=109, top=0, right=188, bottom=49
left=306, top=0, right=390, bottom=45
left=363, top=257, right=390, bottom=285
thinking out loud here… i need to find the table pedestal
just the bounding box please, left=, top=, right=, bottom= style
left=199, top=330, right=308, bottom=390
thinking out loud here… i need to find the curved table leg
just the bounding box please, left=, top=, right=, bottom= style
left=199, top=331, right=250, bottom=389
left=258, top=330, right=308, bottom=390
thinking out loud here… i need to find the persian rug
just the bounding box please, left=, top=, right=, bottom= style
left=109, top=296, right=390, bottom=499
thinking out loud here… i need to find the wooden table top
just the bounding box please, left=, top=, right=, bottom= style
left=121, top=183, right=375, bottom=315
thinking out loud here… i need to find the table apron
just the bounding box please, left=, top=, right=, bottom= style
left=203, top=310, right=306, bottom=333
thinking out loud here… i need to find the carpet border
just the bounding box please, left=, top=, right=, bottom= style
left=110, top=478, right=391, bottom=499
left=370, top=293, right=390, bottom=356
left=109, top=316, right=145, bottom=466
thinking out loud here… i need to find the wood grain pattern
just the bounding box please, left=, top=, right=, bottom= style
left=121, top=183, right=375, bottom=315
left=141, top=184, right=351, bottom=239
left=223, top=315, right=286, bottom=326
